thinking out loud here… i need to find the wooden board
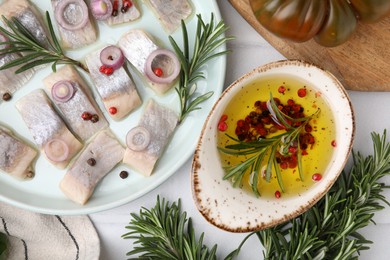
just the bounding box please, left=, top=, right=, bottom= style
left=229, top=0, right=390, bottom=91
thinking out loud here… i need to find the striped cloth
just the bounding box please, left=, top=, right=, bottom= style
left=0, top=202, right=99, bottom=260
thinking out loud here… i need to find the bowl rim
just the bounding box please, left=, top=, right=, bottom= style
left=191, top=59, right=356, bottom=232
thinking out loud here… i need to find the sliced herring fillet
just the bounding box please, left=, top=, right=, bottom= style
left=60, top=130, right=124, bottom=205
left=105, top=0, right=141, bottom=26
left=118, top=29, right=176, bottom=94
left=43, top=65, right=108, bottom=141
left=0, top=125, right=37, bottom=179
left=0, top=52, right=34, bottom=99
left=51, top=0, right=97, bottom=49
left=15, top=89, right=82, bottom=169
left=0, top=0, right=49, bottom=48
left=145, top=0, right=192, bottom=34
left=123, top=99, right=178, bottom=176
left=85, top=46, right=141, bottom=120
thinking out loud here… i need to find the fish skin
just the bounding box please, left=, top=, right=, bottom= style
left=123, top=99, right=178, bottom=176
left=60, top=130, right=124, bottom=205
left=51, top=0, right=98, bottom=49
left=145, top=0, right=192, bottom=34
left=0, top=53, right=34, bottom=99
left=118, top=29, right=176, bottom=94
left=43, top=65, right=109, bottom=141
left=105, top=0, right=141, bottom=26
left=15, top=89, right=82, bottom=169
left=0, top=0, right=49, bottom=48
left=0, top=126, right=37, bottom=180
left=85, top=46, right=142, bottom=120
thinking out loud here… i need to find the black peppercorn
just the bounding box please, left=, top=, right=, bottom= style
left=119, top=170, right=129, bottom=179
left=90, top=114, right=99, bottom=123
left=2, top=92, right=12, bottom=101
left=87, top=158, right=96, bottom=166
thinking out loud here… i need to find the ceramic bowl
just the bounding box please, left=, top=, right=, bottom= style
left=191, top=60, right=355, bottom=232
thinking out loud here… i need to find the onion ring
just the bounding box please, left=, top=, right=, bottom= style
left=126, top=126, right=151, bottom=151
left=100, top=45, right=125, bottom=70
left=55, top=0, right=89, bottom=31
left=44, top=139, right=70, bottom=162
left=91, top=0, right=113, bottom=21
left=144, top=49, right=180, bottom=84
left=51, top=80, right=76, bottom=103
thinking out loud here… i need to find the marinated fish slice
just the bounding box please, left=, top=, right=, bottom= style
left=43, top=65, right=108, bottom=141
left=118, top=29, right=177, bottom=94
left=60, top=130, right=124, bottom=205
left=16, top=89, right=82, bottom=169
left=85, top=46, right=141, bottom=120
left=0, top=52, right=34, bottom=99
left=0, top=126, right=37, bottom=179
left=51, top=0, right=97, bottom=49
left=0, top=0, right=49, bottom=48
left=106, top=0, right=141, bottom=26
left=123, top=99, right=178, bottom=176
left=145, top=0, right=192, bottom=34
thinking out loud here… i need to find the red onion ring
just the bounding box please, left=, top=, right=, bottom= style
left=90, top=0, right=113, bottom=21
left=44, top=139, right=70, bottom=162
left=144, top=49, right=180, bottom=84
left=126, top=126, right=151, bottom=151
left=51, top=80, right=76, bottom=103
left=100, top=45, right=125, bottom=70
left=55, top=0, right=89, bottom=31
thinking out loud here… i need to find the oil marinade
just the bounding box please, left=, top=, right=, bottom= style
left=217, top=76, right=336, bottom=198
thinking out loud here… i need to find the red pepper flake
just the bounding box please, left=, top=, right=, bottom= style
left=305, top=124, right=312, bottom=132
left=278, top=85, right=286, bottom=94
left=331, top=140, right=337, bottom=147
left=218, top=121, right=228, bottom=131
left=301, top=150, right=308, bottom=156
left=275, top=190, right=281, bottom=199
left=297, top=88, right=307, bottom=98
left=109, top=107, right=118, bottom=115
left=220, top=114, right=228, bottom=122
left=112, top=0, right=119, bottom=16
left=153, top=67, right=163, bottom=77
left=121, top=0, right=132, bottom=13
left=312, top=173, right=322, bottom=181
left=81, top=111, right=92, bottom=121
left=99, top=65, right=114, bottom=76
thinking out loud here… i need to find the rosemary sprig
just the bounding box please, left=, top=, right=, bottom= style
left=0, top=12, right=88, bottom=73
left=122, top=196, right=218, bottom=260
left=230, top=130, right=390, bottom=259
left=123, top=131, right=390, bottom=260
left=219, top=95, right=320, bottom=196
left=169, top=14, right=233, bottom=123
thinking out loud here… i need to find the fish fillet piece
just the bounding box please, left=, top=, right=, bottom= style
left=118, top=29, right=176, bottom=94
left=51, top=0, right=97, bottom=49
left=123, top=99, right=178, bottom=176
left=0, top=0, right=49, bottom=48
left=60, top=130, right=124, bottom=205
left=0, top=125, right=37, bottom=180
left=16, top=89, right=82, bottom=169
left=0, top=52, right=34, bottom=100
left=85, top=46, right=141, bottom=120
left=145, top=0, right=192, bottom=34
left=43, top=65, right=108, bottom=141
left=105, top=0, right=141, bottom=26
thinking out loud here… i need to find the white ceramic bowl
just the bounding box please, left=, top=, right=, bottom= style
left=191, top=60, right=355, bottom=232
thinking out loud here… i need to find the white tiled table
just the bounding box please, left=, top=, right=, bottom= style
left=90, top=1, right=390, bottom=259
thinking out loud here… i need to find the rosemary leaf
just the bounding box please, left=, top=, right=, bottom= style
left=122, top=196, right=217, bottom=260
left=219, top=93, right=320, bottom=195
left=0, top=12, right=88, bottom=73
left=169, top=14, right=233, bottom=123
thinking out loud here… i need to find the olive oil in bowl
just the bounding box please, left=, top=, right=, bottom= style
left=217, top=75, right=336, bottom=199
